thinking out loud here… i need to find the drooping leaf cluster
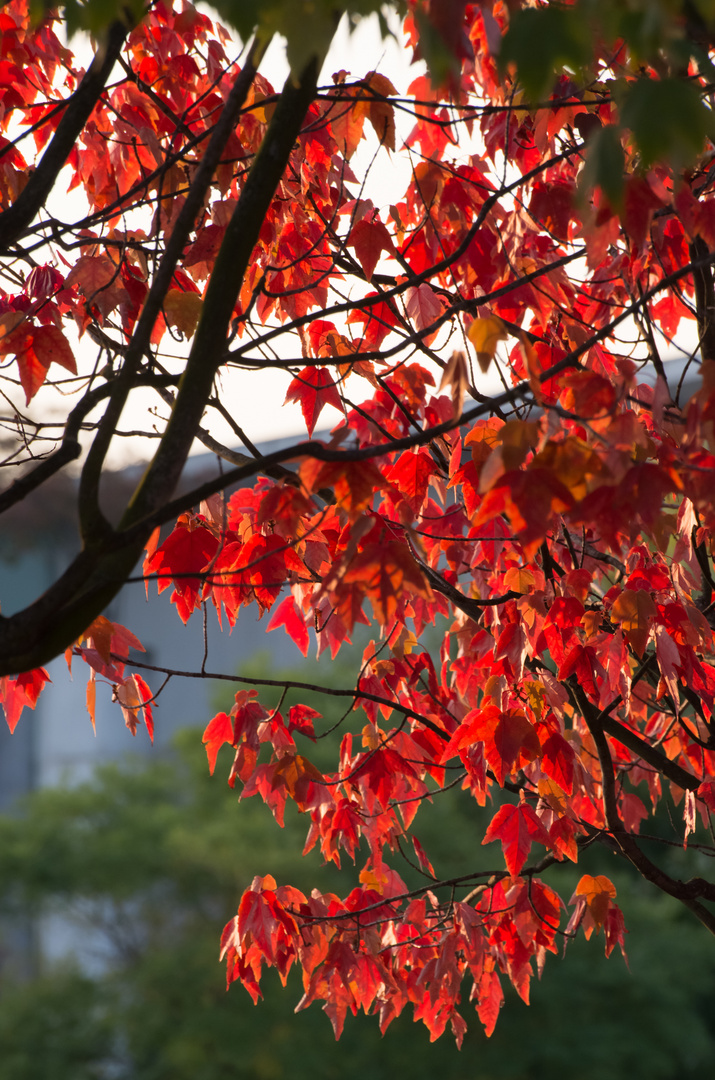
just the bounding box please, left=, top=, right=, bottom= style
left=1, top=723, right=714, bottom=1080
left=2, top=0, right=715, bottom=1045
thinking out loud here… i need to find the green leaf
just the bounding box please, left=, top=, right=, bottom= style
left=499, top=6, right=591, bottom=101
left=411, top=7, right=460, bottom=89
left=619, top=77, right=714, bottom=169
left=579, top=123, right=625, bottom=209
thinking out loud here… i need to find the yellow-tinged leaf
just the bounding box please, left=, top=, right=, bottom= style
left=510, top=89, right=530, bottom=124
left=0, top=310, right=27, bottom=352
left=538, top=777, right=568, bottom=814
left=581, top=609, right=602, bottom=638
left=84, top=614, right=114, bottom=663
left=249, top=93, right=276, bottom=125
left=438, top=349, right=469, bottom=416
left=365, top=71, right=398, bottom=99
left=412, top=160, right=446, bottom=207
left=363, top=71, right=398, bottom=151
left=523, top=679, right=547, bottom=719
left=610, top=588, right=657, bottom=656
left=163, top=289, right=203, bottom=338
left=503, top=566, right=535, bottom=593
left=390, top=626, right=418, bottom=660
left=271, top=753, right=324, bottom=812
left=574, top=873, right=616, bottom=932
left=483, top=674, right=505, bottom=703
left=464, top=418, right=502, bottom=467
left=359, top=865, right=388, bottom=893
left=116, top=675, right=143, bottom=712
left=477, top=419, right=539, bottom=494
left=534, top=437, right=605, bottom=501
left=362, top=722, right=382, bottom=749
left=498, top=418, right=540, bottom=469
left=520, top=335, right=544, bottom=403
left=467, top=315, right=508, bottom=373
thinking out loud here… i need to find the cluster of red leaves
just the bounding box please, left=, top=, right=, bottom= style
left=135, top=349, right=715, bottom=1037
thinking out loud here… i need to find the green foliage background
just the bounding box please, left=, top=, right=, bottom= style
left=0, top=659, right=714, bottom=1079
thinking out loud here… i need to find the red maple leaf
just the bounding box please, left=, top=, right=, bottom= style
left=284, top=366, right=343, bottom=436
left=144, top=514, right=220, bottom=623
left=0, top=667, right=51, bottom=733
left=347, top=218, right=395, bottom=281
left=482, top=800, right=553, bottom=878
left=266, top=594, right=310, bottom=656
left=5, top=0, right=715, bottom=1049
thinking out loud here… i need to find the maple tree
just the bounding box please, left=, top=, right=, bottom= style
left=3, top=0, right=715, bottom=1046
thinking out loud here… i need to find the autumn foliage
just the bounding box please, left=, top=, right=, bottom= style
left=3, top=0, right=715, bottom=1046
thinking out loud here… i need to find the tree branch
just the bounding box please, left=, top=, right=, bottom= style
left=0, top=20, right=129, bottom=250
left=578, top=684, right=715, bottom=936
left=120, top=57, right=322, bottom=530
left=690, top=237, right=715, bottom=362
left=77, top=36, right=268, bottom=544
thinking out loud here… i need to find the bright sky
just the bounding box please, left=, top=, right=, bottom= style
left=14, top=7, right=700, bottom=472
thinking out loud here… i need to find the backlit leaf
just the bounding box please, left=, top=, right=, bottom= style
left=467, top=315, right=508, bottom=373
left=610, top=588, right=657, bottom=657
left=285, top=367, right=343, bottom=436
left=482, top=801, right=552, bottom=878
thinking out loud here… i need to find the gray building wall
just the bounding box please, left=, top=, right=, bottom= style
left=0, top=440, right=307, bottom=805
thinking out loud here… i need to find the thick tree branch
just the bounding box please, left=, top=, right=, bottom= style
left=78, top=37, right=268, bottom=543
left=0, top=48, right=327, bottom=675
left=579, top=685, right=715, bottom=936
left=119, top=58, right=322, bottom=530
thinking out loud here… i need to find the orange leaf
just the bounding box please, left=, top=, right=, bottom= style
left=30, top=324, right=77, bottom=374
left=343, top=536, right=433, bottom=626
left=572, top=874, right=616, bottom=933
left=0, top=310, right=31, bottom=355
left=300, top=458, right=386, bottom=517
left=83, top=615, right=114, bottom=663
left=116, top=673, right=153, bottom=741
left=163, top=288, right=203, bottom=337
left=272, top=753, right=325, bottom=810
left=467, top=315, right=508, bottom=373
left=438, top=349, right=469, bottom=417
left=86, top=675, right=96, bottom=733
left=610, top=588, right=657, bottom=656
left=64, top=253, right=118, bottom=296
left=362, top=71, right=397, bottom=150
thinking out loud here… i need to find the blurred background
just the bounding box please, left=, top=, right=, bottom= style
left=1, top=638, right=715, bottom=1079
